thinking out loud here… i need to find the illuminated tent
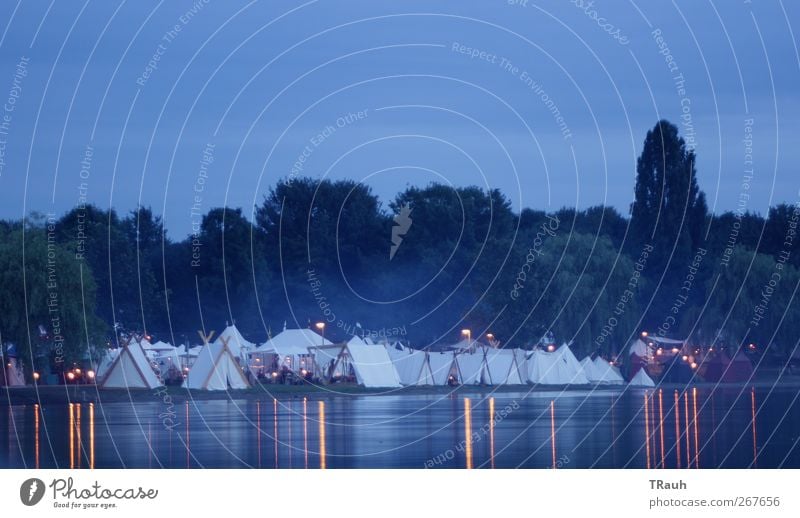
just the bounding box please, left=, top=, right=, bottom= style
left=387, top=346, right=434, bottom=386
left=629, top=368, right=656, bottom=387
left=428, top=351, right=459, bottom=385
left=629, top=339, right=649, bottom=356
left=100, top=342, right=163, bottom=389
left=484, top=348, right=524, bottom=385
left=527, top=349, right=569, bottom=385
left=184, top=342, right=250, bottom=390
left=456, top=351, right=488, bottom=385
left=214, top=324, right=257, bottom=361
left=591, top=357, right=625, bottom=385
left=257, top=328, right=331, bottom=372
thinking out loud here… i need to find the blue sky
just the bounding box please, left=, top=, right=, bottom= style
left=0, top=0, right=797, bottom=238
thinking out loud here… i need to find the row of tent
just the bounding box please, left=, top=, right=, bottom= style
left=93, top=324, right=656, bottom=391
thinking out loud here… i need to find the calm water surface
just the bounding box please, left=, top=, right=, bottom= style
left=2, top=386, right=799, bottom=468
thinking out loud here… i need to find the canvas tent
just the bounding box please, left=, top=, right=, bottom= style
left=629, top=368, right=656, bottom=387
left=484, top=348, right=524, bottom=385
left=428, top=351, right=459, bottom=385
left=456, top=350, right=488, bottom=385
left=580, top=356, right=603, bottom=382
left=591, top=357, right=625, bottom=385
left=387, top=346, right=434, bottom=386
left=100, top=342, right=163, bottom=389
left=527, top=349, right=568, bottom=385
left=257, top=328, right=331, bottom=373
left=320, top=337, right=401, bottom=388
left=184, top=342, right=250, bottom=390
left=558, top=344, right=590, bottom=384
left=214, top=324, right=256, bottom=360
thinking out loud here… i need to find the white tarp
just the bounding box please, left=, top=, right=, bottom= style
left=341, top=336, right=401, bottom=388
left=387, top=346, right=434, bottom=385
left=484, top=349, right=524, bottom=385
left=592, top=356, right=625, bottom=384
left=428, top=352, right=458, bottom=385
left=629, top=369, right=656, bottom=387
left=184, top=342, right=250, bottom=390
left=100, top=342, right=163, bottom=389
left=456, top=351, right=487, bottom=385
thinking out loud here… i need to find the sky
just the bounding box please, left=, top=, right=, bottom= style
left=0, top=0, right=797, bottom=238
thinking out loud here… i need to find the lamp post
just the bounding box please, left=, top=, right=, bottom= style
left=315, top=322, right=326, bottom=345
left=461, top=329, right=471, bottom=350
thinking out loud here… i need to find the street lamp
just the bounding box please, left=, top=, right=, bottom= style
left=641, top=331, right=648, bottom=338
left=461, top=328, right=471, bottom=343
left=315, top=322, right=326, bottom=345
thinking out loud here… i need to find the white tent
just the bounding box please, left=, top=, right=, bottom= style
left=446, top=338, right=478, bottom=352
left=629, top=338, right=649, bottom=357
left=214, top=324, right=256, bottom=360
left=340, top=336, right=401, bottom=388
left=484, top=349, right=524, bottom=385
left=527, top=349, right=571, bottom=385
left=456, top=351, right=488, bottom=385
left=257, top=328, right=331, bottom=372
left=387, top=346, right=434, bottom=386
left=428, top=351, right=459, bottom=385
left=580, top=356, right=604, bottom=382
left=100, top=342, right=163, bottom=389
left=558, top=344, right=590, bottom=384
left=3, top=357, right=25, bottom=386
left=629, top=368, right=656, bottom=387
left=184, top=342, right=250, bottom=390
left=592, top=357, right=625, bottom=385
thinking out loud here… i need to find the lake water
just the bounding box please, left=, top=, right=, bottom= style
left=2, top=386, right=799, bottom=468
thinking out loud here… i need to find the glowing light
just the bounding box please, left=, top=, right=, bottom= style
left=318, top=401, right=327, bottom=469
left=641, top=331, right=648, bottom=338
left=300, top=369, right=307, bottom=376
left=33, top=372, right=40, bottom=381
left=547, top=344, right=556, bottom=352
left=690, top=362, right=698, bottom=370
left=255, top=358, right=261, bottom=363
left=682, top=355, right=689, bottom=362
left=748, top=343, right=756, bottom=350
left=272, top=372, right=278, bottom=378
left=464, top=398, right=473, bottom=469
left=672, top=347, right=680, bottom=353
left=67, top=372, right=75, bottom=381
left=87, top=370, right=95, bottom=379
left=315, top=322, right=325, bottom=330
left=656, top=348, right=663, bottom=356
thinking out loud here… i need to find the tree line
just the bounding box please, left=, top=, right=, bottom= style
left=2, top=120, right=799, bottom=373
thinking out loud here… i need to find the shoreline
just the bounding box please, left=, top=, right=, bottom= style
left=3, top=377, right=799, bottom=406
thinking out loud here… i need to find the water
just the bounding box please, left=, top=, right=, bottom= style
left=2, top=386, right=799, bottom=468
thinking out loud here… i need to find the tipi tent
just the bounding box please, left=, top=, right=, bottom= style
left=340, top=336, right=401, bottom=388
left=558, top=344, right=590, bottom=384
left=592, top=357, right=625, bottom=385
left=629, top=368, right=656, bottom=387
left=387, top=346, right=434, bottom=386
left=214, top=324, right=256, bottom=360
left=484, top=348, right=524, bottom=385
left=580, top=356, right=604, bottom=382
left=428, top=351, right=459, bottom=385
left=100, top=342, right=162, bottom=389
left=184, top=342, right=250, bottom=390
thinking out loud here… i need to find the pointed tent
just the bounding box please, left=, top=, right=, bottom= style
left=527, top=349, right=570, bottom=385
left=484, top=348, right=524, bottom=385
left=100, top=342, right=162, bottom=389
left=214, top=324, right=256, bottom=360
left=184, top=342, right=250, bottom=390
left=456, top=350, right=488, bottom=385
left=428, top=351, right=459, bottom=385
left=387, top=346, right=434, bottom=386
left=592, top=357, right=625, bottom=385
left=558, top=344, right=590, bottom=384
left=629, top=368, right=656, bottom=387
left=580, top=356, right=604, bottom=382
left=324, top=337, right=401, bottom=388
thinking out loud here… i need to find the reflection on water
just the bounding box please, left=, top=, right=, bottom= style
left=1, top=386, right=799, bottom=468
